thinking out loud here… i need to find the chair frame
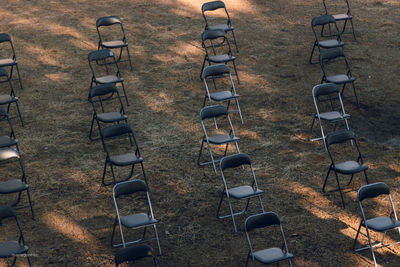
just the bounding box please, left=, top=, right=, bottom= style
left=0, top=33, right=24, bottom=91
left=87, top=83, right=127, bottom=141
left=202, top=64, right=243, bottom=124
left=200, top=29, right=240, bottom=84
left=88, top=49, right=129, bottom=106
left=111, top=180, right=161, bottom=256
left=201, top=0, right=239, bottom=53
left=0, top=205, right=32, bottom=267
left=245, top=212, right=294, bottom=267
left=323, top=129, right=369, bottom=208
left=197, top=105, right=240, bottom=174
left=217, top=153, right=264, bottom=232
left=115, top=244, right=159, bottom=267
left=322, top=0, right=356, bottom=40
left=309, top=14, right=344, bottom=64
left=352, top=182, right=400, bottom=267
left=96, top=16, right=133, bottom=71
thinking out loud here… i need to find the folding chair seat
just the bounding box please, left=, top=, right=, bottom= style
left=0, top=33, right=24, bottom=91
left=245, top=212, right=294, bottom=267
left=320, top=47, right=359, bottom=107
left=0, top=107, right=19, bottom=151
left=322, top=0, right=356, bottom=40
left=310, top=83, right=350, bottom=148
left=197, top=105, right=240, bottom=174
left=0, top=147, right=34, bottom=219
left=0, top=68, right=23, bottom=127
left=200, top=29, right=239, bottom=84
left=111, top=180, right=161, bottom=255
left=201, top=0, right=238, bottom=53
left=0, top=205, right=32, bottom=266
left=323, top=129, right=369, bottom=208
left=202, top=64, right=243, bottom=124
left=217, top=153, right=264, bottom=232
left=100, top=123, right=146, bottom=186
left=353, top=182, right=400, bottom=267
left=96, top=16, right=133, bottom=71
left=309, top=14, right=344, bottom=64
left=115, top=244, right=158, bottom=267
left=88, top=49, right=129, bottom=106
left=88, top=83, right=127, bottom=141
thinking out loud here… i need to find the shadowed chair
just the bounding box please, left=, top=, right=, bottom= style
left=88, top=49, right=129, bottom=106
left=100, top=123, right=146, bottom=186
left=309, top=14, right=344, bottom=64
left=353, top=182, right=400, bottom=267
left=323, top=129, right=369, bottom=208
left=322, top=0, right=356, bottom=40
left=111, top=180, right=161, bottom=256
left=217, top=153, right=264, bottom=232
left=202, top=64, right=243, bottom=124
left=115, top=244, right=158, bottom=267
left=197, top=105, right=240, bottom=174
left=0, top=33, right=24, bottom=91
left=87, top=83, right=127, bottom=141
left=245, top=212, right=294, bottom=267
left=0, top=205, right=32, bottom=266
left=201, top=0, right=238, bottom=52
left=96, top=16, right=133, bottom=71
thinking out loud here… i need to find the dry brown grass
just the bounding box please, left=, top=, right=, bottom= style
left=0, top=0, right=399, bottom=266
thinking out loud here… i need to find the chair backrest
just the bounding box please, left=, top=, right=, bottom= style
left=0, top=205, right=16, bottom=222
left=325, top=129, right=355, bottom=147
left=323, top=0, right=351, bottom=15
left=312, top=14, right=336, bottom=27
left=220, top=153, right=251, bottom=171
left=202, top=64, right=230, bottom=79
left=319, top=47, right=346, bottom=62
left=96, top=16, right=122, bottom=28
left=0, top=106, right=16, bottom=139
left=115, top=244, right=154, bottom=266
left=101, top=123, right=132, bottom=140
left=0, top=33, right=12, bottom=44
left=202, top=1, right=226, bottom=12
left=88, top=49, right=115, bottom=62
left=200, top=105, right=228, bottom=121
left=312, top=83, right=339, bottom=98
left=202, top=29, right=226, bottom=42
left=88, top=83, right=119, bottom=100
left=245, top=212, right=281, bottom=232
left=357, top=182, right=390, bottom=203
left=113, top=179, right=148, bottom=199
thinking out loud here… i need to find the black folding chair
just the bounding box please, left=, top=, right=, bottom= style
left=115, top=244, right=158, bottom=267
left=201, top=0, right=238, bottom=53
left=0, top=205, right=32, bottom=266
left=0, top=147, right=34, bottom=220
left=0, top=33, right=24, bottom=91
left=0, top=67, right=23, bottom=127
left=217, top=153, right=264, bottom=232
left=202, top=64, right=243, bottom=124
left=323, top=129, right=369, bottom=208
left=200, top=29, right=239, bottom=84
left=100, top=123, right=146, bottom=186
left=353, top=182, right=400, bottom=267
left=310, top=83, right=350, bottom=149
left=111, top=180, right=161, bottom=255
left=0, top=107, right=19, bottom=152
left=245, top=212, right=294, bottom=267
left=88, top=49, right=129, bottom=106
left=197, top=105, right=240, bottom=174
left=96, top=16, right=133, bottom=71
left=322, top=0, right=356, bottom=40
left=320, top=47, right=359, bottom=107
left=309, top=14, right=344, bottom=64
left=88, top=83, right=127, bottom=141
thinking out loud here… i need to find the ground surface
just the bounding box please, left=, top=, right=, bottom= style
left=0, top=0, right=399, bottom=266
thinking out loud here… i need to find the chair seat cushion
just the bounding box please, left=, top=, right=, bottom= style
left=0, top=136, right=18, bottom=148
left=0, top=241, right=28, bottom=258
left=97, top=112, right=127, bottom=123
left=334, top=161, right=368, bottom=174
left=228, top=185, right=262, bottom=199
left=326, top=74, right=355, bottom=84
left=102, top=40, right=128, bottom=48
left=319, top=111, right=350, bottom=121
left=364, top=216, right=400, bottom=232
left=333, top=14, right=352, bottom=21
left=253, top=247, right=294, bottom=264
left=96, top=75, right=123, bottom=84
left=207, top=134, right=239, bottom=145
left=210, top=91, right=239, bottom=101
left=0, top=58, right=16, bottom=67
left=208, top=24, right=234, bottom=32
left=110, top=153, right=143, bottom=166
left=318, top=40, right=344, bottom=48
left=208, top=54, right=235, bottom=63
left=0, top=95, right=18, bottom=105
left=0, top=179, right=28, bottom=194
left=120, top=213, right=158, bottom=228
